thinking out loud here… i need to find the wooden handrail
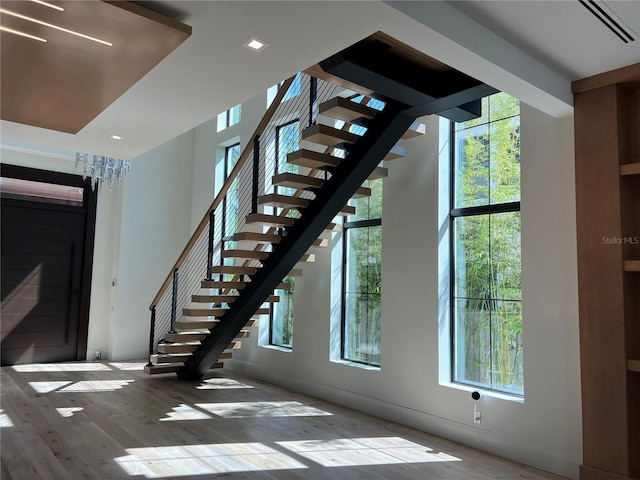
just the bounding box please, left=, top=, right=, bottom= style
left=150, top=75, right=296, bottom=309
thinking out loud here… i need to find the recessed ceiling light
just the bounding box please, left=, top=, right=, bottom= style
left=109, top=134, right=124, bottom=140
left=243, top=37, right=269, bottom=52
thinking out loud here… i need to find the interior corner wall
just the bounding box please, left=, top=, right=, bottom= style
left=108, top=130, right=196, bottom=360
left=225, top=106, right=581, bottom=478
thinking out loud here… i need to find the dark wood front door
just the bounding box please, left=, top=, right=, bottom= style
left=1, top=165, right=96, bottom=366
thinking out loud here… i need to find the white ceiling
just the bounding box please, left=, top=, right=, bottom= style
left=1, top=0, right=638, bottom=162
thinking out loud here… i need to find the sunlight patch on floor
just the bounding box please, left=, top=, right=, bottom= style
left=56, top=407, right=84, bottom=417
left=14, top=363, right=112, bottom=372
left=115, top=443, right=307, bottom=478
left=109, top=362, right=147, bottom=371
left=160, top=404, right=211, bottom=422
left=0, top=409, right=14, bottom=427
left=29, top=381, right=72, bottom=393
left=197, top=378, right=254, bottom=390
left=195, top=401, right=332, bottom=418
left=58, top=380, right=134, bottom=392
left=276, top=437, right=462, bottom=467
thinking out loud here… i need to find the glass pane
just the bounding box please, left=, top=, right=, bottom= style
left=344, top=293, right=380, bottom=365
left=367, top=225, right=382, bottom=294
left=454, top=124, right=489, bottom=208
left=283, top=73, right=301, bottom=101
left=489, top=92, right=520, bottom=122
left=345, top=227, right=365, bottom=293
left=0, top=177, right=83, bottom=206
left=489, top=117, right=520, bottom=204
left=490, top=212, right=521, bottom=301
left=490, top=300, right=523, bottom=394
left=454, top=298, right=491, bottom=387
left=271, top=277, right=295, bottom=348
left=348, top=178, right=382, bottom=222
left=454, top=215, right=490, bottom=300
left=230, top=104, right=241, bottom=126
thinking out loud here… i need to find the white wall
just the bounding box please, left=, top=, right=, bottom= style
left=108, top=130, right=196, bottom=360
left=224, top=104, right=582, bottom=479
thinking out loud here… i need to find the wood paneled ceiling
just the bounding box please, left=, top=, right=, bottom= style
left=0, top=0, right=191, bottom=134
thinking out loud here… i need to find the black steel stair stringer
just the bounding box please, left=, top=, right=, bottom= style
left=178, top=99, right=417, bottom=380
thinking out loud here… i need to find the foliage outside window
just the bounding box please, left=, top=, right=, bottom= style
left=343, top=178, right=382, bottom=366
left=452, top=93, right=522, bottom=395
left=269, top=120, right=300, bottom=348
left=217, top=104, right=241, bottom=132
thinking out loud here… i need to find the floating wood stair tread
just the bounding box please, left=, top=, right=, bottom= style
left=336, top=205, right=356, bottom=216
left=201, top=280, right=246, bottom=289
left=401, top=121, right=426, bottom=139
left=287, top=149, right=342, bottom=169
left=191, top=294, right=238, bottom=303
left=158, top=342, right=200, bottom=354
left=234, top=331, right=250, bottom=339
left=253, top=307, right=271, bottom=316
left=368, top=166, right=389, bottom=180
left=164, top=332, right=208, bottom=342
left=324, top=222, right=342, bottom=232
left=620, top=162, right=640, bottom=176
left=259, top=193, right=309, bottom=209
left=183, top=307, right=228, bottom=317
left=311, top=238, right=330, bottom=248
left=144, top=364, right=182, bottom=375
left=176, top=320, right=218, bottom=329
left=226, top=341, right=241, bottom=350
left=221, top=249, right=269, bottom=260
left=218, top=352, right=233, bottom=360
left=384, top=145, right=406, bottom=161
left=210, top=362, right=224, bottom=369
left=623, top=260, right=640, bottom=272
left=277, top=282, right=291, bottom=290
left=272, top=172, right=324, bottom=190
left=318, top=97, right=378, bottom=122
left=245, top=319, right=259, bottom=327
left=302, top=124, right=360, bottom=146
left=211, top=265, right=259, bottom=275
left=232, top=232, right=281, bottom=244
left=353, top=186, right=372, bottom=199
left=150, top=353, right=192, bottom=363
left=299, top=253, right=315, bottom=263
left=245, top=213, right=295, bottom=227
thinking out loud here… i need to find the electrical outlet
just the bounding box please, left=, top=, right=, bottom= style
left=474, top=410, right=481, bottom=424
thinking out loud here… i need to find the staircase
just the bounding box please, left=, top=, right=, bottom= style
left=144, top=32, right=497, bottom=380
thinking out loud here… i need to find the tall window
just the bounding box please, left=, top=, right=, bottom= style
left=451, top=93, right=522, bottom=395
left=217, top=104, right=241, bottom=132
left=342, top=178, right=383, bottom=366
left=223, top=143, right=240, bottom=242
left=269, top=120, right=300, bottom=348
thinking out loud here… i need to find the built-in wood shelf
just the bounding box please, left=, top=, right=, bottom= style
left=620, top=162, right=640, bottom=176
left=623, top=260, right=640, bottom=272
left=627, top=359, right=640, bottom=373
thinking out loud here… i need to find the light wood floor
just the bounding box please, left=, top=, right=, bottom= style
left=1, top=361, right=567, bottom=480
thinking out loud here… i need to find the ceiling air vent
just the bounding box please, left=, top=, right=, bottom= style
left=578, top=0, right=636, bottom=44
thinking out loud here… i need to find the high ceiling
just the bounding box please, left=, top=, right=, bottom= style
left=1, top=0, right=638, bottom=161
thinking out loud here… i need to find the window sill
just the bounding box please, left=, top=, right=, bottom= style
left=260, top=344, right=292, bottom=353
left=440, top=381, right=524, bottom=403
left=331, top=359, right=381, bottom=371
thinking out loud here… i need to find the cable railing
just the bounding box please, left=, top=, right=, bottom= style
left=147, top=72, right=341, bottom=363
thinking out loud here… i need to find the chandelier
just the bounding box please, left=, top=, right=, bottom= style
left=75, top=152, right=131, bottom=190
